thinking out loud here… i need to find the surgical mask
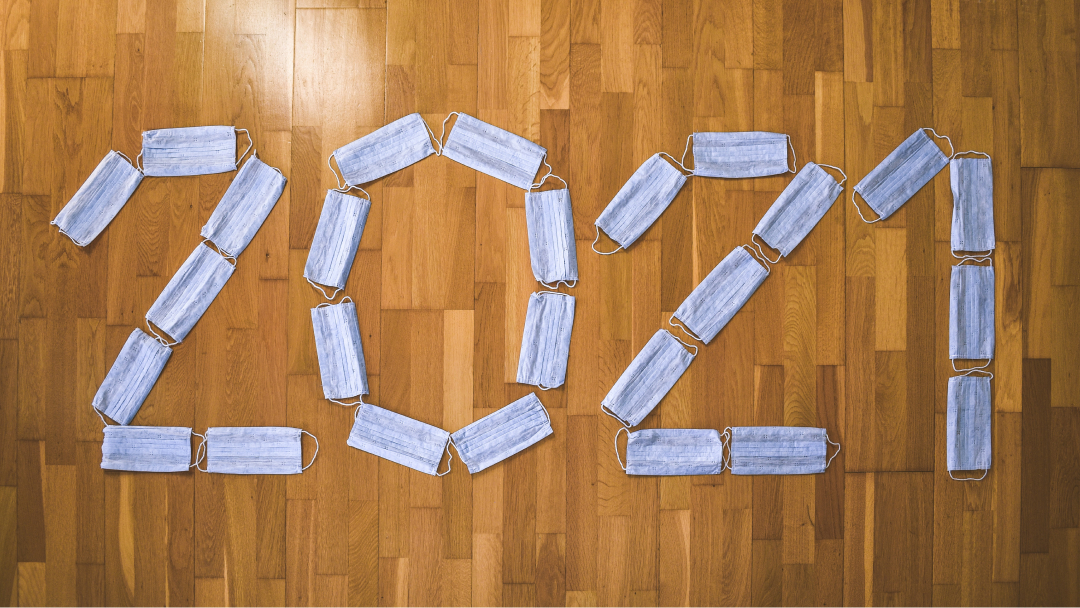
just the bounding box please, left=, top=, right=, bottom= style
left=727, top=426, right=840, bottom=475
left=950, top=152, right=995, bottom=260
left=195, top=427, right=318, bottom=475
left=329, top=113, right=438, bottom=188
left=751, top=162, right=846, bottom=262
left=304, top=190, right=372, bottom=300
left=100, top=426, right=199, bottom=472
left=92, top=328, right=172, bottom=425
left=614, top=428, right=726, bottom=476
left=947, top=371, right=992, bottom=481
left=311, top=297, right=369, bottom=402
left=51, top=150, right=143, bottom=247
left=138, top=126, right=252, bottom=176
left=669, top=246, right=770, bottom=345
left=145, top=242, right=235, bottom=345
left=200, top=155, right=287, bottom=257
left=601, top=329, right=697, bottom=428
left=517, top=291, right=575, bottom=390
left=852, top=128, right=952, bottom=223
left=440, top=112, right=547, bottom=191
left=593, top=153, right=688, bottom=254
left=348, top=402, right=453, bottom=476
left=949, top=263, right=995, bottom=370
left=683, top=131, right=795, bottom=178
left=450, top=392, right=553, bottom=473
left=525, top=187, right=578, bottom=288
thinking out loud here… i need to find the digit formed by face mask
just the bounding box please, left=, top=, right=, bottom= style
left=670, top=246, right=770, bottom=344
left=329, top=113, right=438, bottom=188
left=100, top=426, right=197, bottom=472
left=311, top=297, right=369, bottom=402
left=450, top=393, right=553, bottom=473
left=517, top=291, right=575, bottom=390
left=751, top=162, right=846, bottom=262
left=727, top=426, right=840, bottom=475
left=946, top=373, right=992, bottom=481
left=593, top=154, right=688, bottom=254
left=145, top=242, right=236, bottom=345
left=687, top=131, right=795, bottom=178
left=197, top=427, right=318, bottom=475
left=852, top=128, right=952, bottom=223
left=93, top=328, right=172, bottom=425
left=304, top=190, right=372, bottom=300
left=52, top=150, right=143, bottom=247
left=949, top=264, right=995, bottom=368
left=441, top=112, right=548, bottom=191
left=601, top=329, right=697, bottom=428
left=139, top=126, right=252, bottom=176
left=348, top=403, right=453, bottom=476
left=950, top=152, right=995, bottom=259
left=615, top=428, right=727, bottom=476
left=525, top=187, right=578, bottom=288
left=200, top=156, right=287, bottom=257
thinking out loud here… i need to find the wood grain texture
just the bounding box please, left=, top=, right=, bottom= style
left=4, top=0, right=1077, bottom=605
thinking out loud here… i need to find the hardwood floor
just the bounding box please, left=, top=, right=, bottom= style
left=2, top=0, right=1079, bottom=605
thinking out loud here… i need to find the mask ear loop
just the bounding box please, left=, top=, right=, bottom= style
left=134, top=150, right=145, bottom=173
left=786, top=135, right=798, bottom=173
left=825, top=434, right=841, bottom=469
left=93, top=405, right=109, bottom=429
left=614, top=427, right=629, bottom=472
left=658, top=151, right=694, bottom=177
left=952, top=358, right=991, bottom=374
left=666, top=328, right=699, bottom=357
left=680, top=134, right=695, bottom=174
left=949, top=469, right=988, bottom=481
left=330, top=385, right=364, bottom=408
left=327, top=153, right=347, bottom=191
left=190, top=431, right=207, bottom=469
left=817, top=163, right=847, bottom=186
left=301, top=430, right=320, bottom=470
left=591, top=225, right=623, bottom=255
left=922, top=127, right=955, bottom=159
left=960, top=368, right=994, bottom=380
left=601, top=404, right=631, bottom=429
left=306, top=277, right=342, bottom=301
left=200, top=238, right=237, bottom=266
left=531, top=158, right=555, bottom=189
left=421, top=116, right=444, bottom=156
left=115, top=150, right=140, bottom=172
left=749, top=234, right=781, bottom=266
left=439, top=112, right=459, bottom=152
left=668, top=313, right=704, bottom=344
left=535, top=395, right=552, bottom=426
left=539, top=279, right=578, bottom=290
left=435, top=436, right=454, bottom=476
left=954, top=252, right=993, bottom=266
left=741, top=243, right=774, bottom=274
left=721, top=427, right=733, bottom=471
left=146, top=320, right=179, bottom=348
left=235, top=128, right=254, bottom=168
left=315, top=294, right=352, bottom=309
left=852, top=190, right=885, bottom=224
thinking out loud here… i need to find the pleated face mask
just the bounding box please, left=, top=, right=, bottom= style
left=615, top=428, right=726, bottom=476
left=949, top=264, right=995, bottom=366
left=670, top=246, right=770, bottom=345
left=752, top=162, right=846, bottom=261
left=593, top=154, right=688, bottom=253
left=196, top=427, right=318, bottom=475
left=139, top=126, right=252, bottom=177
left=348, top=403, right=452, bottom=476
left=601, top=329, right=697, bottom=428
left=100, top=426, right=196, bottom=473
left=517, top=291, right=575, bottom=390
left=304, top=190, right=371, bottom=300
left=145, top=243, right=235, bottom=345
left=311, top=297, right=369, bottom=402
left=686, top=131, right=795, bottom=178
left=950, top=152, right=995, bottom=257
left=92, top=328, right=172, bottom=425
left=525, top=187, right=578, bottom=288
left=947, top=373, right=992, bottom=480
left=727, top=426, right=840, bottom=475
left=330, top=113, right=437, bottom=188
left=200, top=156, right=287, bottom=257
left=852, top=128, right=952, bottom=223
left=51, top=150, right=143, bottom=247
left=450, top=392, right=554, bottom=474
left=441, top=112, right=547, bottom=190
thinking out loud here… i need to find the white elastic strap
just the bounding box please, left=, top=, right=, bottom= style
left=135, top=151, right=144, bottom=173
left=306, top=276, right=342, bottom=301
left=949, top=469, right=988, bottom=481
left=115, top=150, right=136, bottom=168
left=537, top=383, right=553, bottom=391
left=666, top=328, right=699, bottom=356
left=301, top=430, right=319, bottom=470
left=749, top=235, right=781, bottom=266
left=235, top=128, right=254, bottom=167
left=591, top=225, right=622, bottom=255
left=315, top=295, right=352, bottom=309
left=955, top=252, right=993, bottom=266
left=190, top=432, right=206, bottom=468
left=923, top=127, right=955, bottom=159
left=600, top=404, right=631, bottom=429
left=335, top=183, right=371, bottom=198
left=421, top=116, right=444, bottom=156
left=614, top=427, right=629, bottom=471
left=960, top=368, right=994, bottom=380
left=721, top=427, right=733, bottom=471
left=668, top=313, right=704, bottom=344
left=852, top=190, right=884, bottom=224
left=742, top=243, right=774, bottom=274
left=680, top=134, right=694, bottom=173
left=330, top=397, right=363, bottom=407
left=93, top=406, right=109, bottom=429
left=439, top=112, right=459, bottom=151
left=659, top=151, right=694, bottom=176
left=952, top=358, right=991, bottom=374
left=825, top=435, right=841, bottom=469
left=327, top=153, right=346, bottom=191
left=145, top=321, right=179, bottom=348
left=201, top=238, right=237, bottom=265
left=953, top=150, right=991, bottom=160
left=786, top=135, right=798, bottom=173
left=817, top=163, right=847, bottom=186
left=435, top=438, right=453, bottom=476
left=537, top=399, right=552, bottom=425
left=532, top=158, right=555, bottom=189
left=539, top=279, right=578, bottom=290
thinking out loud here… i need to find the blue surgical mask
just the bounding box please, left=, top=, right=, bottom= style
left=614, top=427, right=727, bottom=476
left=751, top=162, right=846, bottom=262
left=670, top=246, right=770, bottom=344
left=946, top=371, right=992, bottom=481
left=138, top=126, right=252, bottom=176
left=592, top=154, right=688, bottom=254
left=450, top=393, right=553, bottom=473
left=311, top=297, right=369, bottom=403
left=145, top=242, right=236, bottom=345
left=601, top=329, right=697, bottom=428
left=328, top=113, right=438, bottom=188
left=348, top=402, right=453, bottom=476
left=727, top=426, right=840, bottom=475
left=304, top=190, right=371, bottom=300
left=440, top=112, right=548, bottom=191
left=950, top=152, right=995, bottom=261
left=52, top=150, right=143, bottom=247
left=852, top=128, right=952, bottom=223
left=195, top=427, right=318, bottom=475
left=685, top=131, right=796, bottom=178
left=100, top=426, right=199, bottom=472
left=516, top=291, right=575, bottom=390
left=200, top=155, right=287, bottom=257
left=525, top=186, right=578, bottom=289
left=949, top=263, right=994, bottom=371
left=93, top=328, right=172, bottom=425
